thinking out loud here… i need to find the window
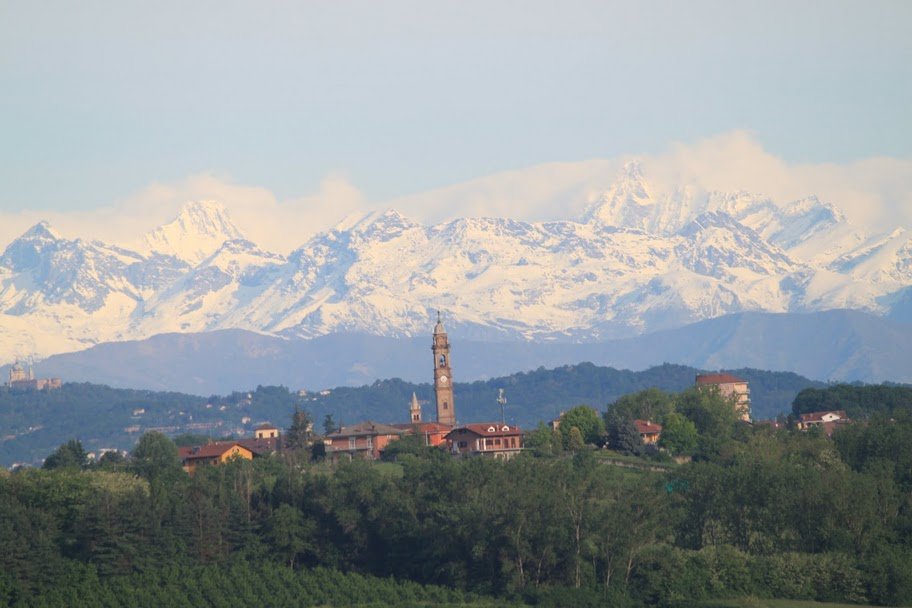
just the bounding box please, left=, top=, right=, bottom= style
left=348, top=437, right=356, bottom=449
left=366, top=436, right=373, bottom=448
left=439, top=355, right=446, bottom=366
left=458, top=441, right=467, bottom=448
left=443, top=401, right=448, bottom=409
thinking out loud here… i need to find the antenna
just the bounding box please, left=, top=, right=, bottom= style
left=497, top=388, right=507, bottom=425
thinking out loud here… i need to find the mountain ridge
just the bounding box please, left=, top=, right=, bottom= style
left=6, top=310, right=909, bottom=399
left=0, top=163, right=909, bottom=364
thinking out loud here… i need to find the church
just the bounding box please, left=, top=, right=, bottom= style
left=324, top=311, right=523, bottom=460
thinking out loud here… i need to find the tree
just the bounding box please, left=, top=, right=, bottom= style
left=559, top=405, right=605, bottom=447
left=567, top=427, right=586, bottom=452
left=659, top=413, right=698, bottom=456
left=267, top=504, right=315, bottom=568
left=379, top=434, right=442, bottom=462
left=131, top=432, right=182, bottom=481
left=285, top=407, right=313, bottom=451
left=608, top=388, right=675, bottom=424
left=322, top=413, right=337, bottom=436
left=95, top=450, right=126, bottom=470
left=605, top=413, right=642, bottom=456
left=524, top=423, right=558, bottom=457
left=43, top=440, right=87, bottom=470
left=310, top=442, right=326, bottom=462
left=675, top=386, right=740, bottom=438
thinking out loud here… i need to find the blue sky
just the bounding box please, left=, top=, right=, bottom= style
left=1, top=1, right=910, bottom=231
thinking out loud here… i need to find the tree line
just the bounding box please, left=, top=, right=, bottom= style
left=2, top=384, right=911, bottom=606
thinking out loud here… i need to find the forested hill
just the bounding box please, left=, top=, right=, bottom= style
left=315, top=363, right=824, bottom=428
left=1, top=363, right=823, bottom=467
left=793, top=384, right=912, bottom=419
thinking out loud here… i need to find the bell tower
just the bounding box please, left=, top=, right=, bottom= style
left=409, top=392, right=422, bottom=423
left=432, top=311, right=455, bottom=426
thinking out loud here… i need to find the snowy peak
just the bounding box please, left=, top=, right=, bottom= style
left=676, top=211, right=796, bottom=277
left=20, top=221, right=62, bottom=241
left=763, top=196, right=846, bottom=249
left=585, top=161, right=656, bottom=230
left=143, top=200, right=247, bottom=264
left=1, top=221, right=64, bottom=272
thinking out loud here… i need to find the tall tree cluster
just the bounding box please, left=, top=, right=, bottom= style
left=2, top=384, right=912, bottom=606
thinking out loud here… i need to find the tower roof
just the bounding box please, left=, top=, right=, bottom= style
left=433, top=310, right=446, bottom=335
left=410, top=392, right=420, bottom=409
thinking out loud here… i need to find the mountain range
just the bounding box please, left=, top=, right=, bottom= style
left=1, top=161, right=911, bottom=385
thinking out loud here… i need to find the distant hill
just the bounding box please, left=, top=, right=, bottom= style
left=792, top=384, right=912, bottom=419
left=0, top=363, right=823, bottom=468
left=3, top=310, right=909, bottom=398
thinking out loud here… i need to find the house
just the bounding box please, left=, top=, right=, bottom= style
left=634, top=419, right=662, bottom=445
left=445, top=423, right=524, bottom=459
left=391, top=421, right=453, bottom=448
left=796, top=410, right=851, bottom=436
left=178, top=442, right=254, bottom=475
left=695, top=373, right=751, bottom=421
left=254, top=423, right=279, bottom=439
left=325, top=421, right=406, bottom=461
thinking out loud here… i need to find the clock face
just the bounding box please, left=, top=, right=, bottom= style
left=439, top=375, right=448, bottom=385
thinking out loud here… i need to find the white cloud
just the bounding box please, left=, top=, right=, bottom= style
left=0, top=173, right=369, bottom=255
left=1, top=132, right=909, bottom=254
left=645, top=131, right=912, bottom=230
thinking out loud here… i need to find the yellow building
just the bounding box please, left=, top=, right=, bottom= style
left=178, top=442, right=253, bottom=475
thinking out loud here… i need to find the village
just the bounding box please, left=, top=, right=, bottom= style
left=170, top=313, right=854, bottom=475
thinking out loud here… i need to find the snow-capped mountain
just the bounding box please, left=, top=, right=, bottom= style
left=0, top=163, right=908, bottom=364
left=141, top=200, right=246, bottom=265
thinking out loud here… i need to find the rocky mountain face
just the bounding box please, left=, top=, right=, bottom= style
left=1, top=167, right=909, bottom=364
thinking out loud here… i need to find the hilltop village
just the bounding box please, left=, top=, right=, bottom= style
left=3, top=314, right=911, bottom=608
left=172, top=313, right=853, bottom=474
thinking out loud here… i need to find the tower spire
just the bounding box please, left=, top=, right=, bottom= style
left=409, top=392, right=422, bottom=423
left=432, top=312, right=455, bottom=426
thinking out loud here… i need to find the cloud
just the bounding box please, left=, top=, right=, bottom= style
left=645, top=131, right=912, bottom=230
left=386, top=131, right=912, bottom=233
left=0, top=173, right=369, bottom=255
left=1, top=132, right=909, bottom=254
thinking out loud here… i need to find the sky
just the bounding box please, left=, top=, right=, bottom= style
left=1, top=1, right=910, bottom=250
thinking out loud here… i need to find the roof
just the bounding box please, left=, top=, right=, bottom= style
left=180, top=441, right=250, bottom=460
left=433, top=310, right=446, bottom=334
left=255, top=422, right=278, bottom=431
left=799, top=410, right=848, bottom=423
left=237, top=437, right=279, bottom=455
left=391, top=422, right=453, bottom=433
left=696, top=373, right=747, bottom=385
left=328, top=421, right=406, bottom=439
left=445, top=423, right=523, bottom=438
left=634, top=419, right=663, bottom=434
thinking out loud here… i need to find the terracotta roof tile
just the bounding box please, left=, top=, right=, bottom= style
left=634, top=419, right=663, bottom=434
left=696, top=373, right=747, bottom=385
left=446, top=423, right=523, bottom=437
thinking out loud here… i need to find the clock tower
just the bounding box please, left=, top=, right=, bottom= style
left=432, top=311, right=456, bottom=426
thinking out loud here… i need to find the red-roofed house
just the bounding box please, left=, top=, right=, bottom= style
left=695, top=373, right=751, bottom=421
left=326, top=421, right=406, bottom=461
left=634, top=419, right=663, bottom=445
left=445, top=423, right=523, bottom=459
left=797, top=410, right=851, bottom=436
left=391, top=421, right=453, bottom=448
left=178, top=442, right=254, bottom=475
